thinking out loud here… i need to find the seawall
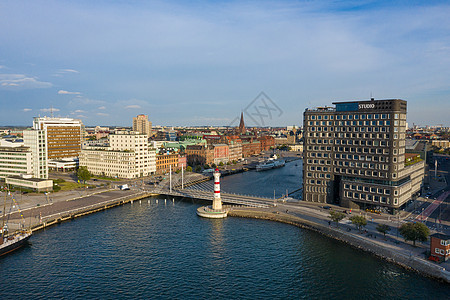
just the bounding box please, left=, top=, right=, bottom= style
left=228, top=209, right=450, bottom=284
left=30, top=192, right=158, bottom=232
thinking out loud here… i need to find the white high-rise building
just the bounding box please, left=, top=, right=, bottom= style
left=23, top=129, right=48, bottom=179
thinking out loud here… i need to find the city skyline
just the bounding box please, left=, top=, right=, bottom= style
left=1, top=1, right=450, bottom=127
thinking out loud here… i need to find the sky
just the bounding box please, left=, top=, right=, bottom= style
left=1, top=0, right=449, bottom=127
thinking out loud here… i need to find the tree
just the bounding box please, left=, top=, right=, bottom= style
left=77, top=166, right=91, bottom=184
left=376, top=224, right=391, bottom=239
left=204, top=164, right=210, bottom=169
left=186, top=166, right=193, bottom=172
left=399, top=222, right=430, bottom=246
left=211, top=163, right=217, bottom=168
left=195, top=165, right=202, bottom=172
left=329, top=210, right=346, bottom=228
left=349, top=215, right=367, bottom=232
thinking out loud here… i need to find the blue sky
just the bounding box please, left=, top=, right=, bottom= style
left=1, top=0, right=449, bottom=127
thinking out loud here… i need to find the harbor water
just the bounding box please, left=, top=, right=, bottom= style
left=1, top=161, right=448, bottom=298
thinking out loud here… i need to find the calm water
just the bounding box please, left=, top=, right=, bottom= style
left=1, top=162, right=449, bottom=299
left=192, top=160, right=303, bottom=199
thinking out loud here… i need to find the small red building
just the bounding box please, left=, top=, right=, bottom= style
left=430, top=233, right=450, bottom=262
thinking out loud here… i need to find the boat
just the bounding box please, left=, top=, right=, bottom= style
left=1, top=190, right=32, bottom=257
left=256, top=155, right=285, bottom=171
left=0, top=229, right=32, bottom=257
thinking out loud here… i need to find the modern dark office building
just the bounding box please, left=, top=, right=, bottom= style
left=303, top=98, right=424, bottom=212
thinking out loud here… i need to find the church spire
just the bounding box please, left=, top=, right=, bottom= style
left=238, top=111, right=246, bottom=134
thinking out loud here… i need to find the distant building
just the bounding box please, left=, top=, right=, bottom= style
left=303, top=98, right=424, bottom=212
left=432, top=140, right=449, bottom=149
left=156, top=153, right=179, bottom=174
left=33, top=117, right=83, bottom=160
left=133, top=114, right=152, bottom=137
left=228, top=141, right=242, bottom=162
left=241, top=139, right=261, bottom=157
left=213, top=144, right=229, bottom=165
left=186, top=144, right=214, bottom=166
left=258, top=136, right=275, bottom=151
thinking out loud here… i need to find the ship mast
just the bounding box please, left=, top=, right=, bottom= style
left=1, top=187, right=6, bottom=240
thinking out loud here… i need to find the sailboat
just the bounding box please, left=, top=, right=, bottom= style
left=0, top=189, right=32, bottom=257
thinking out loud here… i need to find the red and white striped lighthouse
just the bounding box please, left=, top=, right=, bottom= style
left=212, top=168, right=222, bottom=210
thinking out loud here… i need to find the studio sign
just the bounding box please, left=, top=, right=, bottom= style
left=359, top=103, right=375, bottom=109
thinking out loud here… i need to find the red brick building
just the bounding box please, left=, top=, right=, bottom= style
left=213, top=144, right=229, bottom=165
left=258, top=136, right=275, bottom=151
left=186, top=145, right=214, bottom=166
left=430, top=233, right=450, bottom=261
left=242, top=140, right=261, bottom=157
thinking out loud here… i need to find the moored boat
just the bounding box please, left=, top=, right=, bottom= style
left=256, top=155, right=285, bottom=171
left=0, top=229, right=32, bottom=257
left=1, top=189, right=32, bottom=257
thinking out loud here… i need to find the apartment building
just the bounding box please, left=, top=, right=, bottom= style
left=79, top=132, right=156, bottom=178
left=303, top=98, right=424, bottom=212
left=132, top=114, right=152, bottom=137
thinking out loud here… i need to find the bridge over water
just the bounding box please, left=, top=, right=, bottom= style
left=151, top=187, right=274, bottom=208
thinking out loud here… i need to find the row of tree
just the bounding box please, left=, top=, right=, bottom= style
left=328, top=210, right=430, bottom=246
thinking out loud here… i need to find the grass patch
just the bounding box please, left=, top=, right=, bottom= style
left=57, top=181, right=96, bottom=191
left=405, top=157, right=423, bottom=167
left=92, top=175, right=121, bottom=181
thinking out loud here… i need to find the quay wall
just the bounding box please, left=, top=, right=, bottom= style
left=228, top=209, right=450, bottom=284
left=30, top=192, right=158, bottom=232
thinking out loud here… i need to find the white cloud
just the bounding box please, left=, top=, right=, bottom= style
left=98, top=106, right=106, bottom=110
left=61, top=69, right=79, bottom=73
left=40, top=108, right=60, bottom=112
left=125, top=105, right=141, bottom=109
left=68, top=96, right=106, bottom=106
left=22, top=108, right=32, bottom=112
left=0, top=74, right=52, bottom=89
left=74, top=109, right=85, bottom=113
left=58, top=89, right=81, bottom=95
left=96, top=112, right=109, bottom=116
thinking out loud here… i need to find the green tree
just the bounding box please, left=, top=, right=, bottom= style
left=376, top=224, right=391, bottom=239
left=219, top=162, right=224, bottom=166
left=399, top=222, right=430, bottom=246
left=77, top=166, right=91, bottom=184
left=211, top=163, right=217, bottom=168
left=186, top=166, right=193, bottom=172
left=204, top=164, right=210, bottom=169
left=349, top=215, right=367, bottom=232
left=195, top=165, right=202, bottom=172
left=329, top=210, right=346, bottom=228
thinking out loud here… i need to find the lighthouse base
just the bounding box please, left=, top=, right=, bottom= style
left=196, top=206, right=228, bottom=219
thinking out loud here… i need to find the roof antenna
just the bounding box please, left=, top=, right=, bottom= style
left=370, top=92, right=374, bottom=101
